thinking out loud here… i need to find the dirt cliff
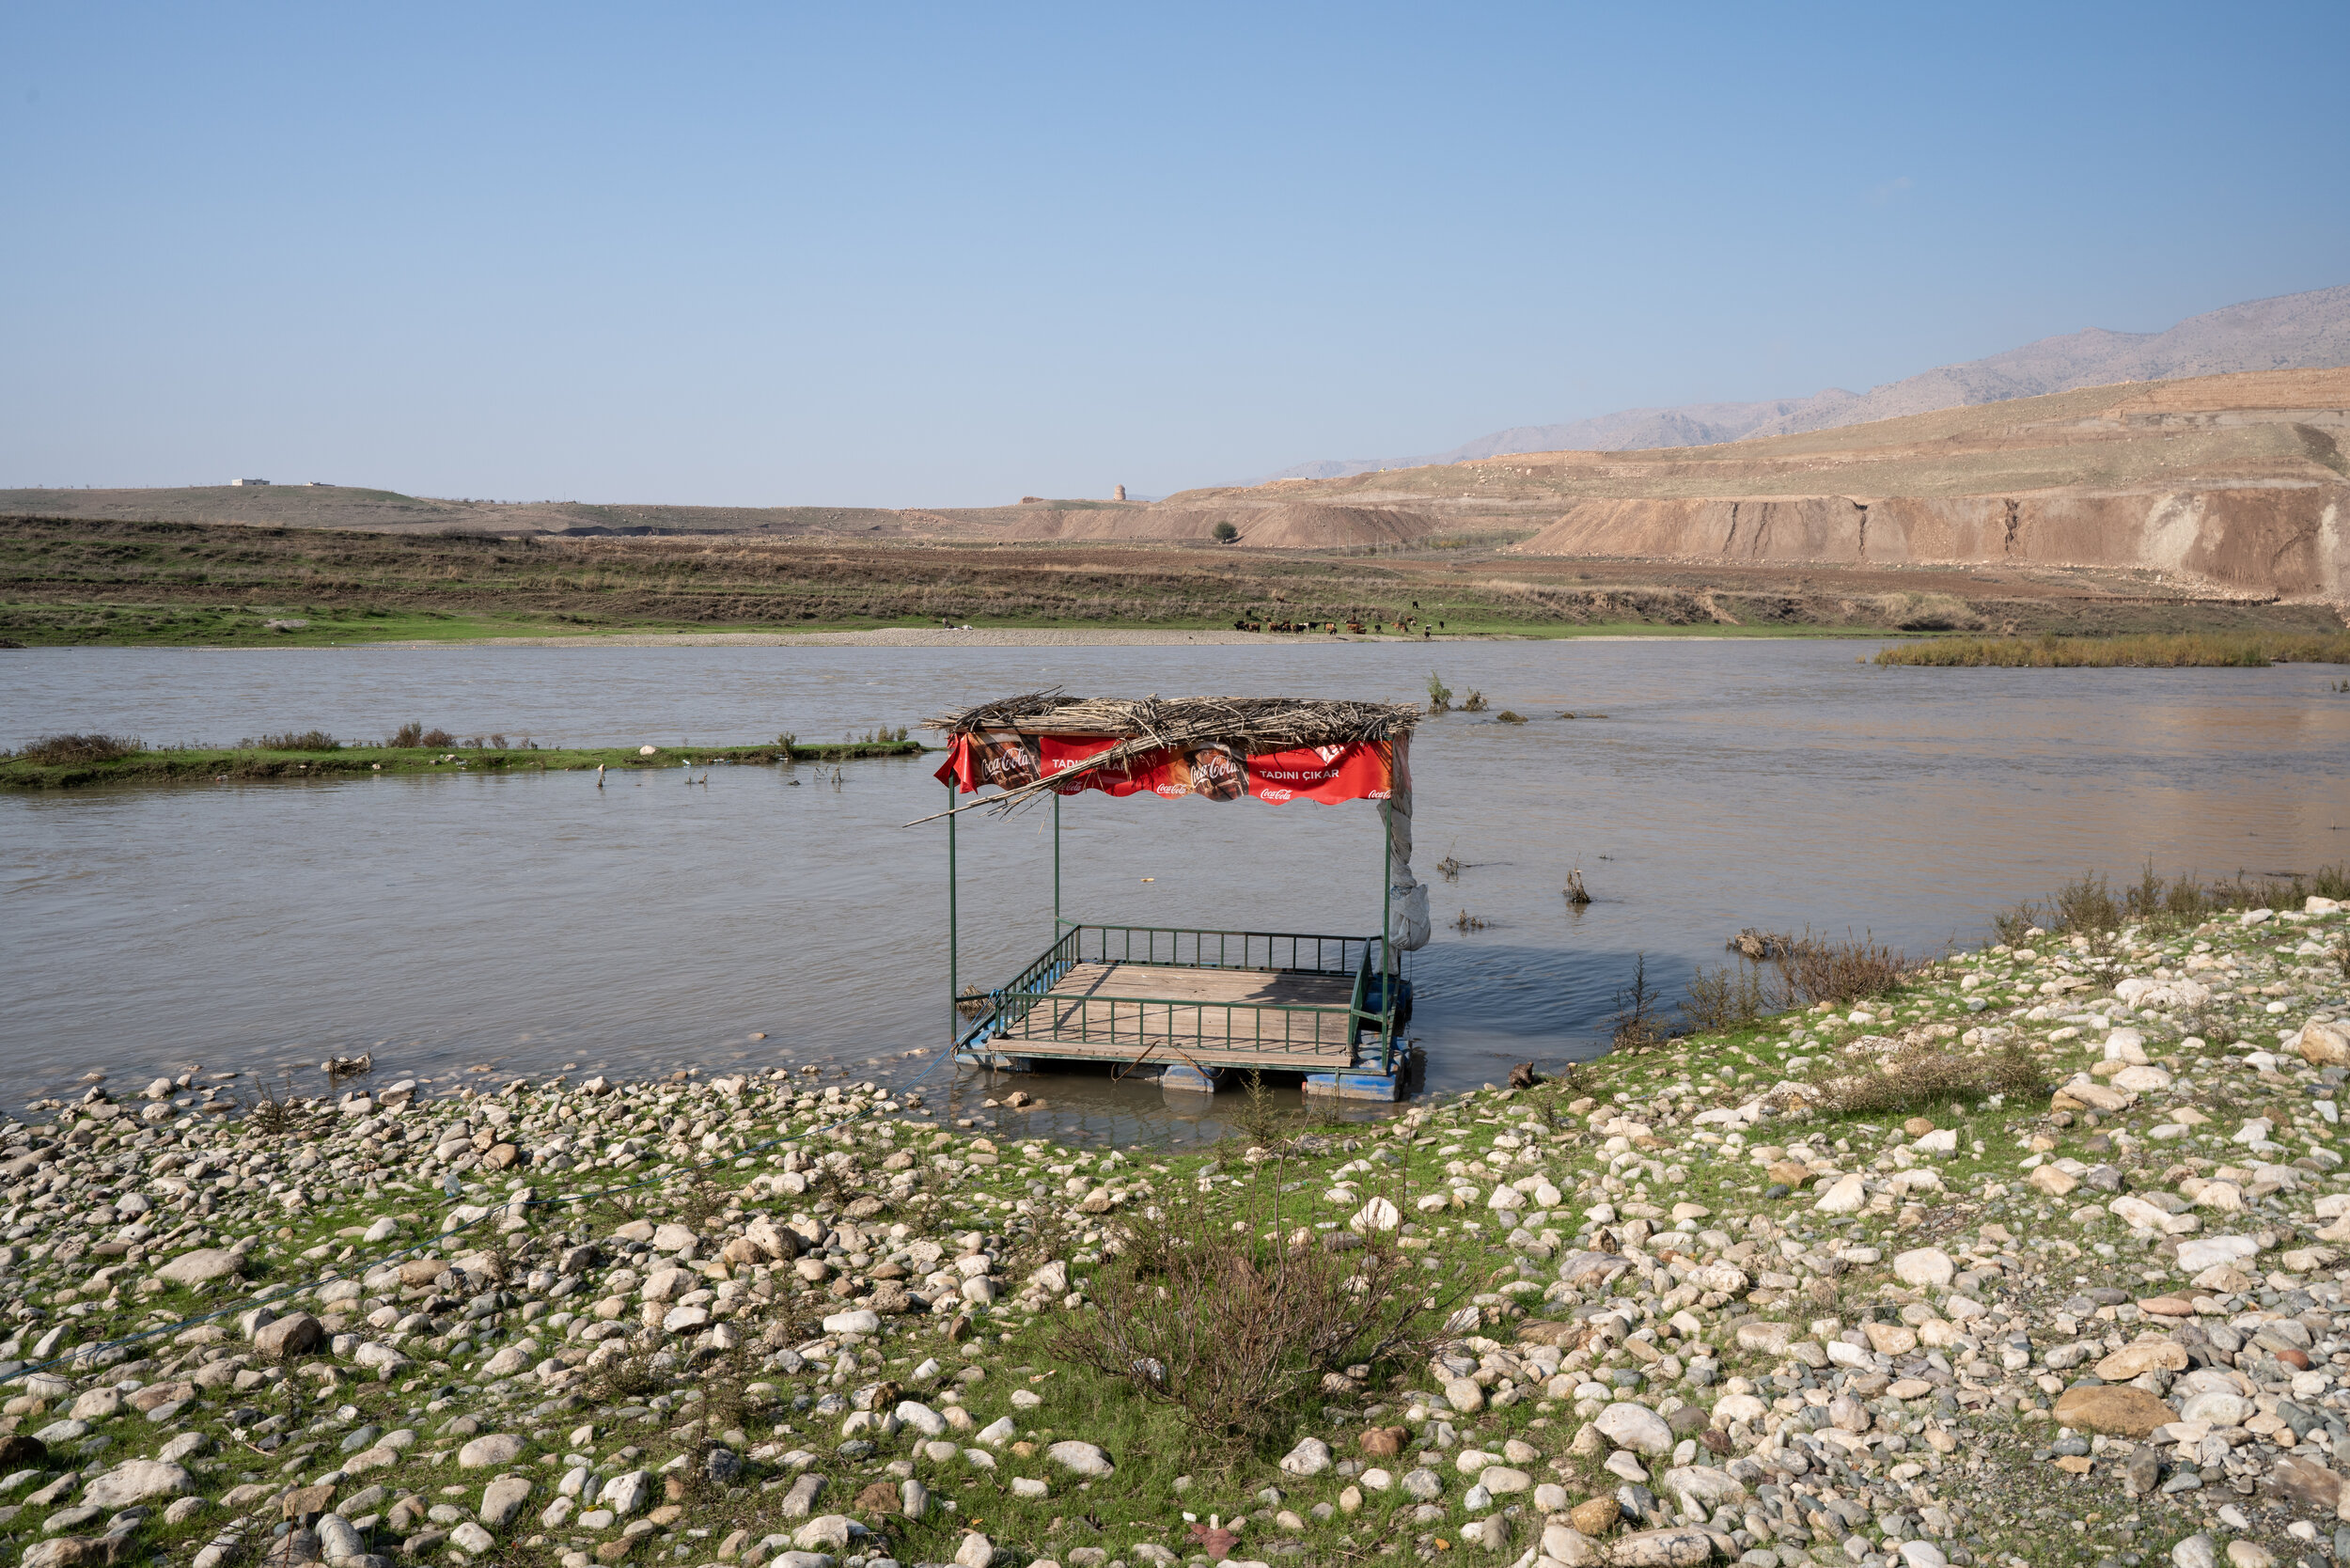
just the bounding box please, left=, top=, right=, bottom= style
left=1502, top=370, right=2348, bottom=600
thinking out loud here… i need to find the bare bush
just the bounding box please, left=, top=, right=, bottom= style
left=1774, top=931, right=1909, bottom=1006
left=1609, top=954, right=1670, bottom=1051
left=1682, top=961, right=1772, bottom=1032
left=243, top=729, right=339, bottom=751
left=11, top=733, right=140, bottom=765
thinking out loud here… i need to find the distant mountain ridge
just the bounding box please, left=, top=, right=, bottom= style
left=1264, top=284, right=2350, bottom=479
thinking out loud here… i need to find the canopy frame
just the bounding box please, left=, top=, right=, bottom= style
left=927, top=693, right=1424, bottom=1094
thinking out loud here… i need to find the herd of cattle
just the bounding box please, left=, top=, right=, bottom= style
left=1231, top=616, right=1428, bottom=636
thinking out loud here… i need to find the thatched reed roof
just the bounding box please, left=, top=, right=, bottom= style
left=928, top=691, right=1419, bottom=749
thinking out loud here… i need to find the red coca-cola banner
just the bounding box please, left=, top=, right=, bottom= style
left=933, top=731, right=1403, bottom=805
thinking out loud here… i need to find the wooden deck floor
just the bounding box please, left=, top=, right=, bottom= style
left=990, top=962, right=1361, bottom=1065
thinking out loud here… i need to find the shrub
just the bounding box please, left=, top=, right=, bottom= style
left=1682, top=962, right=1772, bottom=1032
left=1460, top=690, right=1489, bottom=712
left=1047, top=1166, right=1446, bottom=1455
left=1608, top=954, right=1670, bottom=1051
left=1212, top=521, right=1239, bottom=542
left=420, top=728, right=455, bottom=748
left=391, top=721, right=425, bottom=747
left=2051, top=871, right=2121, bottom=933
left=244, top=730, right=338, bottom=751
left=1426, top=672, right=1452, bottom=713
left=10, top=733, right=140, bottom=765
left=1774, top=931, right=1909, bottom=1006
left=1991, top=900, right=2043, bottom=946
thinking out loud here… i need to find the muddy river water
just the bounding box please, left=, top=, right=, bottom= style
left=3, top=639, right=2343, bottom=1145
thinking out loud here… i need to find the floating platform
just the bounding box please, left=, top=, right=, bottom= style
left=990, top=961, right=1356, bottom=1065
left=957, top=925, right=1402, bottom=1079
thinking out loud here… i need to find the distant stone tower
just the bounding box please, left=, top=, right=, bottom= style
left=1113, top=484, right=1127, bottom=502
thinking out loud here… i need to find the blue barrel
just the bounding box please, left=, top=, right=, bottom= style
left=1359, top=974, right=1414, bottom=1031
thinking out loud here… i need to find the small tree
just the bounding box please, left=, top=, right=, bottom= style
left=1425, top=671, right=1451, bottom=713
left=1212, top=521, right=1239, bottom=542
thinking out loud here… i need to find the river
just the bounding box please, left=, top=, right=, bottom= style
left=4, top=638, right=2343, bottom=1145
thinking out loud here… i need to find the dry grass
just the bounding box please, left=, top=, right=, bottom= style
left=1995, top=861, right=2350, bottom=941
left=1874, top=630, right=2350, bottom=666
left=1815, top=1039, right=2045, bottom=1119
left=243, top=729, right=339, bottom=750
left=8, top=732, right=140, bottom=764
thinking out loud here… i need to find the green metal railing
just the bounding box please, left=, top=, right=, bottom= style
left=958, top=922, right=1399, bottom=1074
left=1068, top=922, right=1371, bottom=975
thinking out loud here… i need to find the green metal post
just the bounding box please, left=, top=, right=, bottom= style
left=1380, top=802, right=1394, bottom=1074
left=948, top=782, right=959, bottom=1048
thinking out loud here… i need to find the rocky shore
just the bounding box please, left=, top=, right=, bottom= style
left=2, top=900, right=2347, bottom=1568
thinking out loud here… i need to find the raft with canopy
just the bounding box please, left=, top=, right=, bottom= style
left=916, top=693, right=1432, bottom=1099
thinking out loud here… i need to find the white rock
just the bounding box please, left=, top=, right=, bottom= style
left=1892, top=1248, right=1954, bottom=1289
left=1814, top=1174, right=1867, bottom=1214
left=599, top=1469, right=651, bottom=1516
left=821, top=1309, right=881, bottom=1335
left=1594, top=1402, right=1673, bottom=1455
left=793, top=1514, right=857, bottom=1552
left=83, top=1459, right=196, bottom=1509
left=895, top=1401, right=947, bottom=1436
left=1045, top=1440, right=1114, bottom=1476
left=2176, top=1236, right=2259, bottom=1272
left=1279, top=1437, right=1333, bottom=1476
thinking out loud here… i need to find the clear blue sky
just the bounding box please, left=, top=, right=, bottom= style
left=3, top=2, right=2343, bottom=508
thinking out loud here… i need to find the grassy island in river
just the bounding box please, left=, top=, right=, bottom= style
left=0, top=734, right=927, bottom=790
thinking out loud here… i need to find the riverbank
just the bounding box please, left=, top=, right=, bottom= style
left=4, top=902, right=2349, bottom=1568
left=0, top=740, right=928, bottom=792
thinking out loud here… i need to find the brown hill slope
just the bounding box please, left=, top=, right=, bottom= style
left=1167, top=369, right=2350, bottom=600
